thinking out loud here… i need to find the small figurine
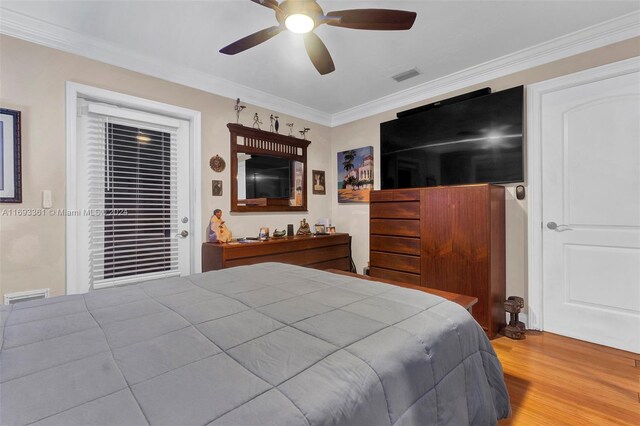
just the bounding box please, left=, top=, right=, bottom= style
left=272, top=229, right=286, bottom=238
left=274, top=116, right=280, bottom=133
left=299, top=127, right=310, bottom=140
left=286, top=122, right=294, bottom=136
left=296, top=218, right=312, bottom=236
left=269, top=114, right=275, bottom=132
left=502, top=296, right=526, bottom=340
left=253, top=113, right=262, bottom=130
left=234, top=98, right=246, bottom=124
left=209, top=209, right=233, bottom=243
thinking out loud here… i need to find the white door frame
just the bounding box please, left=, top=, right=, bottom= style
left=526, top=57, right=640, bottom=330
left=65, top=82, right=202, bottom=295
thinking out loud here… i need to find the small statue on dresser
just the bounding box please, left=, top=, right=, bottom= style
left=208, top=209, right=233, bottom=243
left=296, top=218, right=312, bottom=236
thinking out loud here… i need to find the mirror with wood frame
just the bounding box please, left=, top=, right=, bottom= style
left=228, top=123, right=310, bottom=212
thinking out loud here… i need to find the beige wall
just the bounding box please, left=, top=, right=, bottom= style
left=329, top=37, right=640, bottom=302
left=0, top=35, right=333, bottom=299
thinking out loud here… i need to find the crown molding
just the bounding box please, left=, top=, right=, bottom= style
left=0, top=8, right=332, bottom=127
left=330, top=10, right=640, bottom=127
left=1, top=8, right=638, bottom=128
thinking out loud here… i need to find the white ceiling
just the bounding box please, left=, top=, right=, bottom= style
left=2, top=1, right=639, bottom=125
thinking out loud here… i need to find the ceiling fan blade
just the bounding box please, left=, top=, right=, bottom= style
left=249, top=0, right=280, bottom=12
left=325, top=9, right=417, bottom=30
left=220, top=26, right=284, bottom=55
left=303, top=32, right=335, bottom=75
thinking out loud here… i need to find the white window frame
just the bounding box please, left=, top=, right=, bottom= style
left=65, top=82, right=202, bottom=295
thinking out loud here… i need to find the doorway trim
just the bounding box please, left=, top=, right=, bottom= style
left=526, top=56, right=640, bottom=330
left=65, top=82, right=202, bottom=295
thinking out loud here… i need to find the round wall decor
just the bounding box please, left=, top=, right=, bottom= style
left=210, top=155, right=226, bottom=172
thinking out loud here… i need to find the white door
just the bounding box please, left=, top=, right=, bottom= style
left=539, top=61, right=640, bottom=352
left=73, top=101, right=191, bottom=293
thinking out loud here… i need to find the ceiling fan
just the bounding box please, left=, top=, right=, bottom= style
left=220, top=0, right=417, bottom=75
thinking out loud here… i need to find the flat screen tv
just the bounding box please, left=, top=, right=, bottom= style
left=380, top=86, right=524, bottom=189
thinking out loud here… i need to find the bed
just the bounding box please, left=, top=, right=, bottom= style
left=0, top=263, right=510, bottom=425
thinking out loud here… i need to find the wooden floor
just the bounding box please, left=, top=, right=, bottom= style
left=493, top=331, right=640, bottom=425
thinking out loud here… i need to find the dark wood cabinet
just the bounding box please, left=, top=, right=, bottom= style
left=202, top=233, right=350, bottom=272
left=369, top=184, right=505, bottom=338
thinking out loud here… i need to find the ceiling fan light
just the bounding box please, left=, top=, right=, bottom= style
left=285, top=14, right=314, bottom=33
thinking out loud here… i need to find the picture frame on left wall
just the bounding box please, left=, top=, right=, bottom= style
left=0, top=108, right=22, bottom=203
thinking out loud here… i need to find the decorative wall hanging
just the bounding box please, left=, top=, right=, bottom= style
left=212, top=180, right=223, bottom=196
left=0, top=108, right=22, bottom=203
left=337, top=146, right=373, bottom=203
left=234, top=98, right=246, bottom=124
left=312, top=170, right=326, bottom=195
left=209, top=155, right=226, bottom=172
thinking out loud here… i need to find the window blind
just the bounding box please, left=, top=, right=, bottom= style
left=85, top=110, right=180, bottom=288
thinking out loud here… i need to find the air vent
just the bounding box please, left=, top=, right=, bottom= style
left=4, top=289, right=49, bottom=305
left=392, top=68, right=420, bottom=82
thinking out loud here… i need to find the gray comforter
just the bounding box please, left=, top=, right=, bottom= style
left=0, top=263, right=510, bottom=425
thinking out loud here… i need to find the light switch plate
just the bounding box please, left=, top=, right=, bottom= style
left=42, top=190, right=53, bottom=208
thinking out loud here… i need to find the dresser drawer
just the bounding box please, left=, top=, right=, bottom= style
left=370, top=189, right=420, bottom=202
left=370, top=251, right=420, bottom=274
left=370, top=235, right=420, bottom=255
left=370, top=267, right=420, bottom=286
left=370, top=201, right=420, bottom=219
left=225, top=244, right=349, bottom=268
left=370, top=219, right=420, bottom=237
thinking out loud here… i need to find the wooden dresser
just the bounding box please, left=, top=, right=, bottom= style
left=202, top=233, right=350, bottom=272
left=369, top=184, right=505, bottom=338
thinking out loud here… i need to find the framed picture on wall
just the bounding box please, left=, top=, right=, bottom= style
left=212, top=180, right=223, bottom=196
left=337, top=146, right=373, bottom=203
left=312, top=170, right=326, bottom=195
left=0, top=108, right=22, bottom=203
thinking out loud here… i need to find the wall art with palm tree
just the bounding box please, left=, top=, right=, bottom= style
left=337, top=146, right=373, bottom=203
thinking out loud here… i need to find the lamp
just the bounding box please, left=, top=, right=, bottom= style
left=285, top=14, right=314, bottom=33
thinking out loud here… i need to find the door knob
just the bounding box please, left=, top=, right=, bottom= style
left=176, top=230, right=189, bottom=238
left=546, top=221, right=571, bottom=232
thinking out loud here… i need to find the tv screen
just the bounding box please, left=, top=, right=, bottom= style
left=245, top=155, right=291, bottom=199
left=381, top=86, right=524, bottom=189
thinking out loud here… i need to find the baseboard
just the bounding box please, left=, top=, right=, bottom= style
left=4, top=288, right=49, bottom=305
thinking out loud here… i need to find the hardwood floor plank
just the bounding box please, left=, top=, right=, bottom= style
left=494, top=332, right=640, bottom=425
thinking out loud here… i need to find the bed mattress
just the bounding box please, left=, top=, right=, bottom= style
left=0, top=262, right=510, bottom=425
